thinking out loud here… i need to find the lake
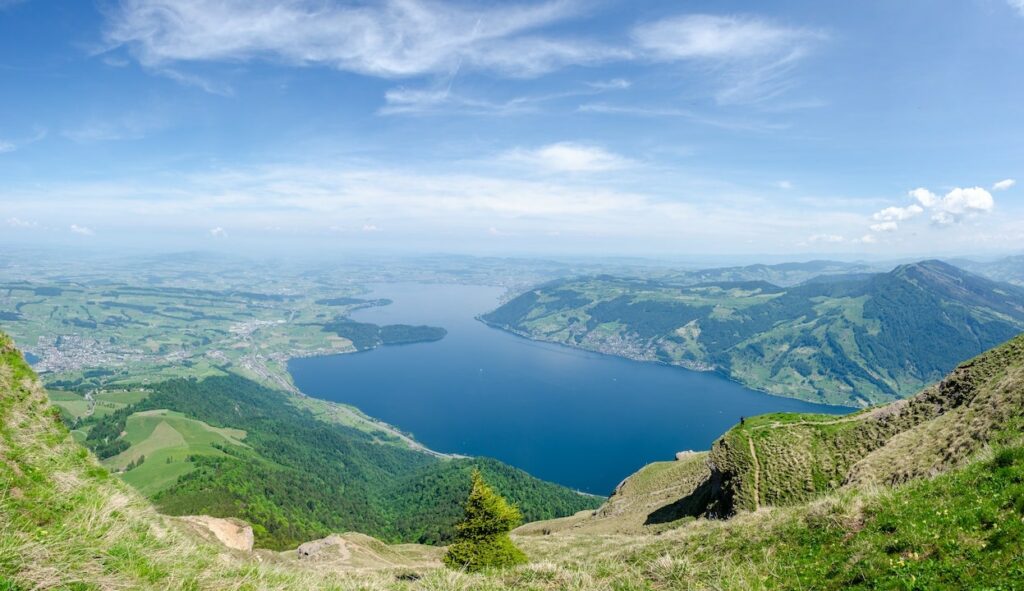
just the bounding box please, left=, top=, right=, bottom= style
left=289, top=283, right=850, bottom=494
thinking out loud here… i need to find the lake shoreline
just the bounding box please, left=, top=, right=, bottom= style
left=476, top=315, right=860, bottom=410
left=287, top=282, right=851, bottom=494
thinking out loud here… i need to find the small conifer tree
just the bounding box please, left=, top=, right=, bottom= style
left=443, top=469, right=527, bottom=571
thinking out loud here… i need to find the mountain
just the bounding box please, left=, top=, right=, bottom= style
left=58, top=370, right=599, bottom=550
left=483, top=260, right=1024, bottom=406
left=657, top=259, right=882, bottom=287
left=5, top=322, right=1024, bottom=589
left=950, top=254, right=1024, bottom=286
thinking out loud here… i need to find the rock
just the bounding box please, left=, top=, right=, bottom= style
left=179, top=516, right=254, bottom=552
left=296, top=535, right=351, bottom=561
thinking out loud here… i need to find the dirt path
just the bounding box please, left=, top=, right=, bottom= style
left=747, top=436, right=761, bottom=511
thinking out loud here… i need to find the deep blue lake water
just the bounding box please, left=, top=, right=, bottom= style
left=289, top=283, right=850, bottom=494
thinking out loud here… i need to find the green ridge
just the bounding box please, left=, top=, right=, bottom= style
left=484, top=260, right=1024, bottom=405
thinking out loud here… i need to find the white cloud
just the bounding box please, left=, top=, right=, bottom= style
left=103, top=0, right=616, bottom=80
left=587, top=78, right=631, bottom=90
left=776, top=180, right=793, bottom=190
left=502, top=142, right=632, bottom=172
left=69, top=224, right=94, bottom=236
left=631, top=14, right=824, bottom=103
left=362, top=224, right=380, bottom=232
left=993, top=178, right=1016, bottom=191
left=872, top=204, right=923, bottom=222
left=5, top=217, right=37, bottom=228
left=856, top=234, right=877, bottom=244
left=868, top=185, right=995, bottom=234
left=0, top=140, right=15, bottom=153
left=909, top=187, right=938, bottom=207
left=807, top=233, right=844, bottom=243
left=930, top=187, right=993, bottom=223
left=1009, top=0, right=1024, bottom=16
left=209, top=226, right=227, bottom=238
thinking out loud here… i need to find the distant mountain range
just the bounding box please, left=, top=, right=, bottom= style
left=483, top=260, right=1024, bottom=406
left=949, top=254, right=1024, bottom=286
left=653, top=259, right=884, bottom=287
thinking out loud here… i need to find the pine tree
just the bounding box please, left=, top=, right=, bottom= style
left=443, top=469, right=527, bottom=571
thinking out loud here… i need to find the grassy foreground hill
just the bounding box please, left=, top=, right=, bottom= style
left=483, top=260, right=1024, bottom=406
left=3, top=330, right=1024, bottom=589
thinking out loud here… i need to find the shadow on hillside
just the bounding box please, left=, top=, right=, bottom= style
left=644, top=478, right=715, bottom=525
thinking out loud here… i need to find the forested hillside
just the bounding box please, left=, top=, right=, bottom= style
left=68, top=374, right=600, bottom=550
left=484, top=260, right=1024, bottom=405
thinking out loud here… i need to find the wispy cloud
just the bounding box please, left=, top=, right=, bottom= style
left=1009, top=0, right=1024, bottom=16
left=500, top=142, right=633, bottom=173
left=102, top=0, right=610, bottom=79
left=0, top=162, right=870, bottom=254
left=63, top=113, right=165, bottom=142
left=380, top=80, right=631, bottom=116
left=0, top=127, right=48, bottom=153
left=209, top=226, right=227, bottom=238
left=806, top=233, right=844, bottom=243
left=69, top=224, right=95, bottom=236
left=5, top=217, right=38, bottom=228
left=101, top=2, right=824, bottom=109
left=993, top=178, right=1016, bottom=191
left=578, top=103, right=789, bottom=133
left=586, top=78, right=631, bottom=90
left=631, top=14, right=825, bottom=104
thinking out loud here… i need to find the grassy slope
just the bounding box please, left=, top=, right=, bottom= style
left=484, top=260, right=1024, bottom=406
left=708, top=332, right=1024, bottom=514
left=106, top=409, right=249, bottom=495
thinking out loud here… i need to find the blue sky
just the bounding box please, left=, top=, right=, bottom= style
left=1, top=0, right=1022, bottom=258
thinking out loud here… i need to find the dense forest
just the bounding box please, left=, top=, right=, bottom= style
left=322, top=318, right=448, bottom=350
left=75, top=374, right=599, bottom=550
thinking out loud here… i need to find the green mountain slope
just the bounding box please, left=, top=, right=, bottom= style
left=69, top=372, right=600, bottom=550
left=483, top=260, right=1024, bottom=405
